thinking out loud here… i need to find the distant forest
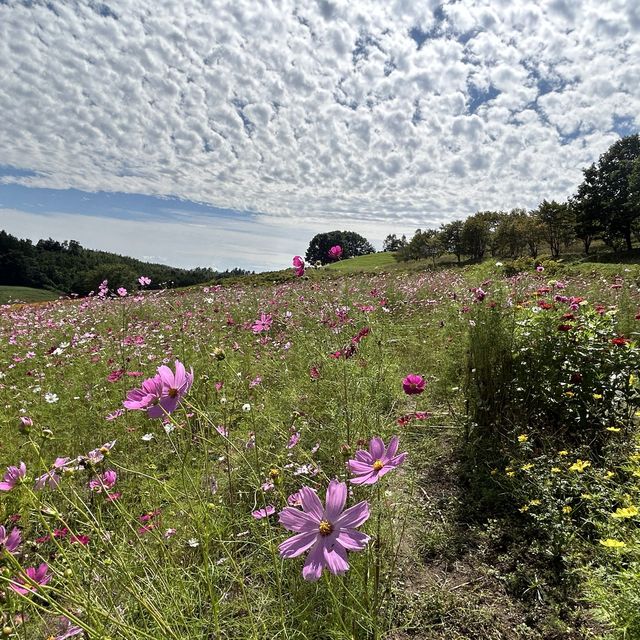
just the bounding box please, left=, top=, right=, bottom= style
left=0, top=231, right=250, bottom=295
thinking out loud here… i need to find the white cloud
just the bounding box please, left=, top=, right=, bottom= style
left=0, top=0, right=637, bottom=233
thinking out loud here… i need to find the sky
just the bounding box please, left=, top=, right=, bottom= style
left=0, top=0, right=639, bottom=271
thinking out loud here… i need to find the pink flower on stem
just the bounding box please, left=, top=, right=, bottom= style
left=10, top=562, right=51, bottom=595
left=278, top=480, right=370, bottom=581
left=252, top=505, right=275, bottom=519
left=0, top=525, right=21, bottom=554
left=35, top=457, right=71, bottom=491
left=19, top=416, right=33, bottom=430
left=328, top=245, right=343, bottom=260
left=347, top=436, right=407, bottom=485
left=292, top=256, right=305, bottom=277
left=138, top=276, right=151, bottom=286
left=117, top=287, right=128, bottom=297
left=124, top=360, right=193, bottom=418
left=88, top=470, right=117, bottom=493
left=251, top=313, right=273, bottom=333
left=0, top=462, right=26, bottom=491
left=402, top=374, right=426, bottom=395
left=287, top=432, right=300, bottom=449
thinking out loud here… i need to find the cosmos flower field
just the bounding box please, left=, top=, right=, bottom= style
left=1, top=261, right=640, bottom=639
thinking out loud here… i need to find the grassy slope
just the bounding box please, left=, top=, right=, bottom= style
left=0, top=285, right=60, bottom=304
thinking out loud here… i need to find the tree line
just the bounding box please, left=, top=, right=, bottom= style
left=0, top=232, right=250, bottom=295
left=392, top=133, right=640, bottom=263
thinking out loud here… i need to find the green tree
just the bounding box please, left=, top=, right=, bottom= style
left=439, top=220, right=465, bottom=262
left=305, top=230, right=375, bottom=265
left=382, top=234, right=407, bottom=252
left=533, top=200, right=575, bottom=258
left=461, top=213, right=492, bottom=261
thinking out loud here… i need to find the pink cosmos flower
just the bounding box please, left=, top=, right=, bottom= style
left=35, top=457, right=71, bottom=491
left=138, top=276, right=151, bottom=286
left=10, top=562, right=51, bottom=595
left=117, top=287, right=127, bottom=297
left=19, top=416, right=33, bottom=429
left=348, top=436, right=407, bottom=485
left=82, top=440, right=117, bottom=466
left=536, top=265, right=544, bottom=272
left=402, top=374, right=426, bottom=395
left=88, top=470, right=117, bottom=493
left=252, top=505, right=275, bottom=519
left=287, top=432, right=300, bottom=449
left=124, top=361, right=193, bottom=418
left=0, top=525, right=21, bottom=554
left=293, top=255, right=305, bottom=277
left=0, top=462, right=26, bottom=491
left=154, top=360, right=194, bottom=416
left=278, top=480, right=370, bottom=581
left=251, top=313, right=273, bottom=333
left=328, top=245, right=343, bottom=260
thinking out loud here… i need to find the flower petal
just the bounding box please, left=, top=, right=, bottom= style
left=335, top=500, right=370, bottom=528
left=369, top=437, right=385, bottom=460
left=323, top=541, right=349, bottom=575
left=302, top=542, right=326, bottom=581
left=324, top=480, right=347, bottom=521
left=278, top=531, right=318, bottom=558
left=279, top=507, right=319, bottom=532
left=383, top=436, right=399, bottom=461
left=299, top=487, right=323, bottom=520
left=337, top=529, right=370, bottom=551
left=349, top=470, right=378, bottom=485
left=347, top=460, right=374, bottom=474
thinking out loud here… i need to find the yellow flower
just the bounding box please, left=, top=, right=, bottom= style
left=581, top=493, right=593, bottom=500
left=604, top=471, right=615, bottom=479
left=565, top=391, right=575, bottom=398
left=592, top=393, right=603, bottom=400
left=562, top=505, right=572, bottom=514
left=558, top=450, right=569, bottom=457
left=519, top=505, right=529, bottom=513
left=569, top=459, right=591, bottom=473
left=551, top=467, right=562, bottom=473
left=518, top=434, right=528, bottom=443
left=606, top=426, right=621, bottom=432
left=630, top=374, right=636, bottom=386
left=506, top=471, right=516, bottom=478
left=630, top=453, right=640, bottom=462
left=521, top=463, right=534, bottom=471
left=530, top=499, right=541, bottom=506
left=612, top=506, right=639, bottom=519
left=599, top=538, right=626, bottom=548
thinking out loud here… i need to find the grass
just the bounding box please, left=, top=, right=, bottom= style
left=325, top=252, right=401, bottom=272
left=0, top=285, right=61, bottom=304
left=0, top=259, right=638, bottom=638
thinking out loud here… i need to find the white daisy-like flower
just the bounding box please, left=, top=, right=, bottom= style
left=45, top=392, right=59, bottom=403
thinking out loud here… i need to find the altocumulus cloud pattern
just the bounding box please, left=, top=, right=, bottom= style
left=0, top=0, right=639, bottom=224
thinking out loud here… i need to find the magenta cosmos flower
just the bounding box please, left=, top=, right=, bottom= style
left=0, top=462, right=26, bottom=491
left=292, top=256, right=305, bottom=277
left=348, top=436, right=407, bottom=485
left=124, top=360, right=193, bottom=418
left=402, top=374, right=426, bottom=395
left=0, top=525, right=21, bottom=554
left=138, top=275, right=151, bottom=286
left=10, top=562, right=51, bottom=595
left=328, top=245, right=343, bottom=260
left=278, top=480, right=370, bottom=581
left=252, top=312, right=273, bottom=333
left=35, top=457, right=71, bottom=491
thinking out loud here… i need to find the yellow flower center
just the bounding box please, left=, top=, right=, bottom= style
left=318, top=520, right=333, bottom=536
left=373, top=460, right=384, bottom=471
left=269, top=468, right=280, bottom=480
